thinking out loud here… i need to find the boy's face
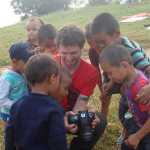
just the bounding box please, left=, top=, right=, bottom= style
left=40, top=39, right=58, bottom=54
left=56, top=78, right=72, bottom=101
left=100, top=61, right=125, bottom=83
left=12, top=59, right=26, bottom=74
left=92, top=30, right=118, bottom=53
left=26, top=20, right=42, bottom=42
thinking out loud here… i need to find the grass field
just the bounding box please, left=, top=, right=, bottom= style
left=0, top=0, right=150, bottom=149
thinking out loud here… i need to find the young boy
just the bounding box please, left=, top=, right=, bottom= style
left=26, top=17, right=44, bottom=53
left=99, top=43, right=150, bottom=150
left=0, top=42, right=34, bottom=130
left=38, top=24, right=59, bottom=56
left=5, top=54, right=68, bottom=150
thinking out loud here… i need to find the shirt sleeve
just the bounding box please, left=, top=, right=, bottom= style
left=0, top=79, right=16, bottom=109
left=81, top=69, right=99, bottom=96
left=132, top=79, right=150, bottom=112
left=48, top=110, right=68, bottom=150
left=129, top=48, right=150, bottom=71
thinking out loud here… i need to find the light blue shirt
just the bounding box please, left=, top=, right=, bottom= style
left=0, top=69, right=28, bottom=114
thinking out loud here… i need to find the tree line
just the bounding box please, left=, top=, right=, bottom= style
left=11, top=0, right=111, bottom=20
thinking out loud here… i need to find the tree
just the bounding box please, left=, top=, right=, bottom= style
left=11, top=0, right=71, bottom=18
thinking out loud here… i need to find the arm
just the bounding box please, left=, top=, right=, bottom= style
left=72, top=94, right=89, bottom=113
left=0, top=79, right=16, bottom=109
left=125, top=110, right=150, bottom=149
left=88, top=48, right=103, bottom=95
left=72, top=94, right=100, bottom=129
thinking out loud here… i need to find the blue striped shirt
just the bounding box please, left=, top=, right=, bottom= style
left=122, top=37, right=150, bottom=75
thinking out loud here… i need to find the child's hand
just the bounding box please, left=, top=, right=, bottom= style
left=33, top=46, right=41, bottom=53
left=102, top=80, right=113, bottom=95
left=64, top=111, right=78, bottom=133
left=125, top=133, right=140, bottom=149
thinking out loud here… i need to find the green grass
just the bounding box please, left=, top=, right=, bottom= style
left=0, top=0, right=150, bottom=149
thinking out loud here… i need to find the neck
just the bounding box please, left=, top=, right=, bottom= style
left=125, top=66, right=137, bottom=85
left=61, top=58, right=81, bottom=75
left=10, top=66, right=21, bottom=75
left=31, top=83, right=48, bottom=95
left=117, top=36, right=122, bottom=45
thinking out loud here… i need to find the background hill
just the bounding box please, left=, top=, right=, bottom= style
left=0, top=0, right=150, bottom=149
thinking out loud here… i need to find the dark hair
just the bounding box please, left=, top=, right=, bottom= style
left=25, top=54, right=59, bottom=86
left=91, top=12, right=119, bottom=36
left=84, top=20, right=92, bottom=39
left=38, top=24, right=57, bottom=44
left=99, top=43, right=132, bottom=67
left=56, top=24, right=85, bottom=48
left=27, top=17, right=44, bottom=26
left=60, top=67, right=72, bottom=83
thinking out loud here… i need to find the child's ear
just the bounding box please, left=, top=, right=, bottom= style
left=121, top=62, right=129, bottom=71
left=114, top=29, right=120, bottom=42
left=47, top=74, right=56, bottom=85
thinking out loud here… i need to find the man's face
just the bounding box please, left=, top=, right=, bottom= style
left=92, top=30, right=117, bottom=53
left=59, top=44, right=81, bottom=69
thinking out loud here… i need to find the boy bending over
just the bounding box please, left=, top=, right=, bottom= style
left=100, top=43, right=150, bottom=150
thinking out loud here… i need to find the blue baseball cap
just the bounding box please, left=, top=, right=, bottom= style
left=9, top=42, right=35, bottom=63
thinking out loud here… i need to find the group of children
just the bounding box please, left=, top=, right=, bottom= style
left=84, top=12, right=150, bottom=149
left=0, top=17, right=72, bottom=149
left=0, top=12, right=150, bottom=150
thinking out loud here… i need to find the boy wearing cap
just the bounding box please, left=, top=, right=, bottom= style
left=0, top=42, right=34, bottom=130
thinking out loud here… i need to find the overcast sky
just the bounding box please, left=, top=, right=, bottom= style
left=0, top=0, right=20, bottom=28
left=0, top=0, right=88, bottom=28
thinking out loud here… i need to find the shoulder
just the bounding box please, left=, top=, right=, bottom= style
left=0, top=69, right=20, bottom=82
left=132, top=70, right=148, bottom=93
left=80, top=58, right=98, bottom=74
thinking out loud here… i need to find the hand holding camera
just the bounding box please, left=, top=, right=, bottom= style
left=68, top=110, right=95, bottom=141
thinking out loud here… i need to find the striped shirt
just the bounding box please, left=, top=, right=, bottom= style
left=122, top=37, right=150, bottom=75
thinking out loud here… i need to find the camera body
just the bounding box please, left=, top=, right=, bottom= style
left=68, top=110, right=95, bottom=141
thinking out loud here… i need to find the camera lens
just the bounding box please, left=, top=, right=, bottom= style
left=78, top=126, right=93, bottom=141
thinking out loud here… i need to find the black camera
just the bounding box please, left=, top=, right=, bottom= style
left=68, top=110, right=95, bottom=141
